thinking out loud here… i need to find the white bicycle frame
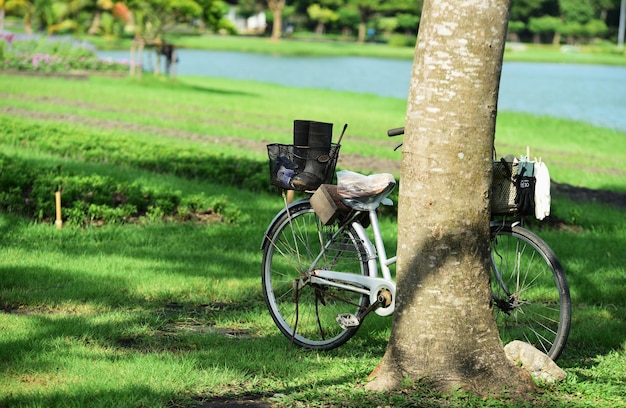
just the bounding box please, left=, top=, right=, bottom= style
left=297, top=202, right=397, bottom=317
left=263, top=199, right=520, bottom=319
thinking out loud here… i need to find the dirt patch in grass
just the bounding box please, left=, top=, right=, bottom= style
left=4, top=101, right=625, bottom=210
left=552, top=181, right=626, bottom=209
left=0, top=103, right=398, bottom=174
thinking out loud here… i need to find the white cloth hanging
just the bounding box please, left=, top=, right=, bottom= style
left=534, top=161, right=551, bottom=220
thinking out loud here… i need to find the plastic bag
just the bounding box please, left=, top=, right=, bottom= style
left=337, top=170, right=395, bottom=198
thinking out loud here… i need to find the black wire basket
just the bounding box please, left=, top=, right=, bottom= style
left=491, top=160, right=521, bottom=216
left=267, top=143, right=340, bottom=191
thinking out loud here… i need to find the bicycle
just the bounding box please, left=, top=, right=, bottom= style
left=262, top=126, right=571, bottom=361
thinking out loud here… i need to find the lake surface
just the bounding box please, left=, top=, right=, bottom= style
left=99, top=49, right=626, bottom=132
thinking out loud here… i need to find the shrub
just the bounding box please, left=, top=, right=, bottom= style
left=387, top=34, right=416, bottom=48
left=1, top=34, right=129, bottom=73
left=0, top=116, right=271, bottom=194
left=0, top=153, right=241, bottom=226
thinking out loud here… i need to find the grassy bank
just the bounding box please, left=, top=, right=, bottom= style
left=86, top=33, right=626, bottom=65
left=0, top=74, right=625, bottom=407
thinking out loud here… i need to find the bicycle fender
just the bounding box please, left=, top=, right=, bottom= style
left=350, top=220, right=378, bottom=276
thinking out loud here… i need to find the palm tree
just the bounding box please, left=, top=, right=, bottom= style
left=25, top=0, right=54, bottom=33
left=87, top=0, right=115, bottom=35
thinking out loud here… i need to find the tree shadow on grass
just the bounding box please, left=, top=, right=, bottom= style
left=0, top=385, right=191, bottom=408
left=185, top=83, right=258, bottom=97
left=554, top=233, right=626, bottom=363
left=1, top=150, right=625, bottom=406
left=0, top=200, right=388, bottom=407
left=0, top=262, right=383, bottom=407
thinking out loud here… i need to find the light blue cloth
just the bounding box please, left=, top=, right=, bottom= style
left=517, top=156, right=535, bottom=177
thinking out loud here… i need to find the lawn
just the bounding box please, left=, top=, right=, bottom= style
left=0, top=73, right=625, bottom=407
left=87, top=33, right=626, bottom=66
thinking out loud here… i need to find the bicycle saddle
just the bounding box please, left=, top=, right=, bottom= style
left=337, top=171, right=396, bottom=211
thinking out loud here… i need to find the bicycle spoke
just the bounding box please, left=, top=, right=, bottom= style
left=490, top=224, right=571, bottom=361
left=262, top=201, right=372, bottom=350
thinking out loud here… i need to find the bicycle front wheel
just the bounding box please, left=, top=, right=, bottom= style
left=262, top=200, right=371, bottom=350
left=490, top=224, right=571, bottom=361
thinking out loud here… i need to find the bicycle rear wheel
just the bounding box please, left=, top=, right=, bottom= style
left=490, top=223, right=571, bottom=361
left=262, top=200, right=371, bottom=350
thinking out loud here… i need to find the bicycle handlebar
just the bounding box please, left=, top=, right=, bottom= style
left=387, top=127, right=405, bottom=137
left=387, top=127, right=405, bottom=150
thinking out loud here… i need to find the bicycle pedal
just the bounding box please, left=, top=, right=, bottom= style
left=336, top=314, right=360, bottom=329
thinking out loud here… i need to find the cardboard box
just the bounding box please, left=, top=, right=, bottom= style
left=310, top=184, right=350, bottom=225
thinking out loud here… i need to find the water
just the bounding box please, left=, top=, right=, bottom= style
left=99, top=49, right=626, bottom=132
left=499, top=62, right=625, bottom=132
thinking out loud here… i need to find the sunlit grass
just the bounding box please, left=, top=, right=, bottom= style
left=86, top=33, right=626, bottom=66
left=0, top=72, right=624, bottom=407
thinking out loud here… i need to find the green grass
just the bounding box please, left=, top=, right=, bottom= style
left=495, top=112, right=626, bottom=192
left=86, top=33, right=626, bottom=65
left=0, top=73, right=625, bottom=407
left=503, top=42, right=626, bottom=66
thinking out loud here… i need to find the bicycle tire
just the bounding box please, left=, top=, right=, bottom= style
left=262, top=200, right=371, bottom=350
left=490, top=224, right=571, bottom=361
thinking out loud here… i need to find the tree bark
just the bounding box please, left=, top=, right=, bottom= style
left=267, top=0, right=285, bottom=41
left=88, top=11, right=102, bottom=35
left=357, top=21, right=366, bottom=43
left=366, top=0, right=534, bottom=397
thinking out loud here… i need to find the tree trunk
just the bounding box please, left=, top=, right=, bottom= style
left=315, top=22, right=325, bottom=35
left=357, top=21, right=366, bottom=43
left=267, top=0, right=285, bottom=41
left=88, top=11, right=102, bottom=35
left=366, top=0, right=534, bottom=397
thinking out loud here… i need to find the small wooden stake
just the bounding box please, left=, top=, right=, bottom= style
left=55, top=191, right=62, bottom=229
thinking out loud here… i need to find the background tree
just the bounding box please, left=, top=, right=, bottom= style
left=558, top=0, right=592, bottom=41
left=87, top=0, right=114, bottom=35
left=196, top=0, right=231, bottom=32
left=235, top=0, right=263, bottom=19
left=24, top=0, right=53, bottom=33
left=591, top=0, right=614, bottom=21
left=5, top=0, right=621, bottom=44
left=377, top=0, right=421, bottom=14
left=306, top=3, right=337, bottom=35
left=560, top=0, right=595, bottom=23
left=507, top=20, right=526, bottom=41
left=43, top=0, right=110, bottom=35
left=336, top=5, right=359, bottom=38
left=396, top=12, right=419, bottom=37
left=583, top=17, right=608, bottom=38
left=366, top=0, right=535, bottom=397
left=0, top=0, right=31, bottom=32
left=266, top=0, right=285, bottom=39
left=376, top=15, right=397, bottom=37
left=347, top=0, right=379, bottom=43
left=130, top=0, right=202, bottom=40
left=509, top=0, right=549, bottom=22
left=506, top=0, right=544, bottom=41
left=528, top=15, right=563, bottom=43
